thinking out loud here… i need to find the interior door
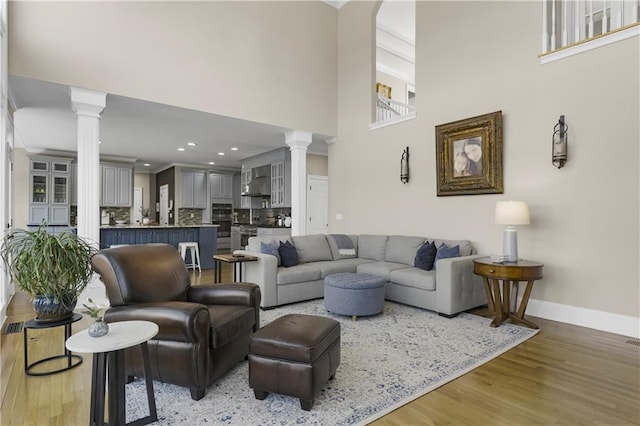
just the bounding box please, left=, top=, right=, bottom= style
left=133, top=187, right=143, bottom=224
left=307, top=175, right=328, bottom=235
left=159, top=184, right=169, bottom=225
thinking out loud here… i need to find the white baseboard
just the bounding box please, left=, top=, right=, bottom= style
left=526, top=298, right=640, bottom=339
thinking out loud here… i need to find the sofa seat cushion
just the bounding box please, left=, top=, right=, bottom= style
left=276, top=264, right=322, bottom=285
left=313, top=258, right=376, bottom=278
left=292, top=235, right=333, bottom=263
left=389, top=267, right=436, bottom=291
left=208, top=304, right=256, bottom=348
left=356, top=261, right=411, bottom=281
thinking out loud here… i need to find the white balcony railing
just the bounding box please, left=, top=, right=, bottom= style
left=542, top=0, right=639, bottom=53
left=376, top=94, right=415, bottom=124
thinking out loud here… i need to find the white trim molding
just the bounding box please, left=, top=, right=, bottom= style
left=370, top=111, right=416, bottom=130
left=526, top=297, right=640, bottom=338
left=540, top=24, right=640, bottom=64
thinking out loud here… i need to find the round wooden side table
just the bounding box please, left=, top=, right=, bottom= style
left=473, top=257, right=544, bottom=329
left=66, top=320, right=159, bottom=426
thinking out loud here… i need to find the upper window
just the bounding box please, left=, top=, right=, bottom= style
left=541, top=0, right=639, bottom=63
left=372, top=0, right=416, bottom=129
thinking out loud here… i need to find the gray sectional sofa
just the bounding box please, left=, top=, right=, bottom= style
left=234, top=234, right=488, bottom=316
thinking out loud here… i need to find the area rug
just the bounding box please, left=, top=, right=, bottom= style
left=125, top=300, right=538, bottom=425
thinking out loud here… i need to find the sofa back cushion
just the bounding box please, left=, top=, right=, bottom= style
left=292, top=234, right=333, bottom=263
left=432, top=239, right=473, bottom=256
left=357, top=234, right=389, bottom=261
left=327, top=234, right=358, bottom=260
left=385, top=235, right=426, bottom=266
left=247, top=236, right=292, bottom=253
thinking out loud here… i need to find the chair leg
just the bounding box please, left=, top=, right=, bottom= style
left=254, top=390, right=268, bottom=400
left=190, top=387, right=206, bottom=401
left=300, top=399, right=314, bottom=411
left=126, top=375, right=135, bottom=384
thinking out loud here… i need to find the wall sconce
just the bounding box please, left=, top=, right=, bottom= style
left=552, top=115, right=568, bottom=168
left=400, top=146, right=409, bottom=184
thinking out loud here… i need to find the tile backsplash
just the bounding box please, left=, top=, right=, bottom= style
left=178, top=208, right=203, bottom=225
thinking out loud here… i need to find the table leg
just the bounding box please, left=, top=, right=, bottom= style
left=504, top=280, right=511, bottom=318
left=139, top=342, right=158, bottom=424
left=508, top=280, right=539, bottom=329
left=481, top=277, right=495, bottom=314
left=510, top=281, right=519, bottom=313
left=489, top=278, right=506, bottom=327
left=233, top=262, right=239, bottom=282
left=107, top=349, right=127, bottom=426
left=23, top=327, right=28, bottom=372
left=238, top=262, right=242, bottom=282
left=91, top=353, right=107, bottom=426
left=65, top=323, right=72, bottom=368
left=215, top=260, right=221, bottom=283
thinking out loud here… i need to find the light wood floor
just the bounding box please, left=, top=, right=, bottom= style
left=2, top=266, right=639, bottom=425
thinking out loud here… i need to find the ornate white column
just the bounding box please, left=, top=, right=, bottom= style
left=70, top=87, right=105, bottom=303
left=70, top=87, right=105, bottom=247
left=285, top=130, right=312, bottom=236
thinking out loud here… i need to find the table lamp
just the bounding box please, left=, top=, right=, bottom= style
left=495, top=201, right=530, bottom=263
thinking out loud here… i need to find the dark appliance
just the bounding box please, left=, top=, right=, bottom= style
left=212, top=203, right=232, bottom=250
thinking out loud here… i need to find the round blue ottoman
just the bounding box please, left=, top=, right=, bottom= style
left=324, top=273, right=385, bottom=320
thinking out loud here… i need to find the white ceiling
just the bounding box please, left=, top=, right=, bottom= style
left=10, top=76, right=331, bottom=172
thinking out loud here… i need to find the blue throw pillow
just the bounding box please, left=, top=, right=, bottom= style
left=435, top=243, right=460, bottom=266
left=414, top=241, right=437, bottom=271
left=260, top=241, right=281, bottom=266
left=278, top=240, right=299, bottom=267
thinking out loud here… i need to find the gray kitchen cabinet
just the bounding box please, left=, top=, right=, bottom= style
left=210, top=173, right=233, bottom=200
left=70, top=162, right=77, bottom=206
left=28, top=156, right=71, bottom=225
left=270, top=162, right=286, bottom=207
left=181, top=171, right=207, bottom=208
left=101, top=164, right=132, bottom=207
left=99, top=229, right=136, bottom=249
left=239, top=170, right=260, bottom=208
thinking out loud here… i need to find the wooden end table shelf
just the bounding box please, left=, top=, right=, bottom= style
left=473, top=257, right=544, bottom=329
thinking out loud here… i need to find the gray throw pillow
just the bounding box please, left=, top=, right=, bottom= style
left=260, top=241, right=281, bottom=266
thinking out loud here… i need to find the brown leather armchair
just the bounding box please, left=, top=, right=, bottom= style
left=91, top=243, right=261, bottom=400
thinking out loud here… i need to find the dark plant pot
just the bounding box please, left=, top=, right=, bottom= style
left=32, top=294, right=77, bottom=322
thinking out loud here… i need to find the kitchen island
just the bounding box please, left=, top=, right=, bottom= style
left=100, top=224, right=218, bottom=270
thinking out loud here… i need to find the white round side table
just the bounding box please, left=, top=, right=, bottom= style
left=66, top=320, right=159, bottom=426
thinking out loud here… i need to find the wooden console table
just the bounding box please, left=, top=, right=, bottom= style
left=473, top=257, right=544, bottom=329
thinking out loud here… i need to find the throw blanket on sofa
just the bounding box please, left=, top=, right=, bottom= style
left=330, top=234, right=356, bottom=256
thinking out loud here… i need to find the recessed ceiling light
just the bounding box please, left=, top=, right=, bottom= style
left=98, top=140, right=103, bottom=144
left=208, top=161, right=215, bottom=165
left=143, top=163, right=151, bottom=167
left=187, top=142, right=197, bottom=147
left=218, top=152, right=225, bottom=156
left=177, top=147, right=185, bottom=152
left=231, top=147, right=238, bottom=151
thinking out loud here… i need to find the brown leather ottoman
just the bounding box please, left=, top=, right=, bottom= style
left=249, top=314, right=340, bottom=410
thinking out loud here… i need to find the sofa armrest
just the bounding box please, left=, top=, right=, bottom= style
left=104, top=301, right=210, bottom=344
left=435, top=254, right=486, bottom=315
left=233, top=250, right=279, bottom=308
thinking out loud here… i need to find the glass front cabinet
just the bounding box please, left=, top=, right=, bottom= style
left=29, top=157, right=71, bottom=225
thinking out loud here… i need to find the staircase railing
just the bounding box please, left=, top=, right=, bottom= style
left=376, top=94, right=415, bottom=123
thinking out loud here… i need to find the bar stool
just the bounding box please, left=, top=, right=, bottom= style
left=178, top=242, right=201, bottom=272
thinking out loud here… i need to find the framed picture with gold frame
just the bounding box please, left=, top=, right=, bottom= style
left=435, top=111, right=503, bottom=196
left=376, top=83, right=392, bottom=99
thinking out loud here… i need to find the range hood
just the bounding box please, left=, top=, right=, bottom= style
left=241, top=165, right=271, bottom=196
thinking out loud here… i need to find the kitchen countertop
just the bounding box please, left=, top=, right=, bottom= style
left=232, top=223, right=291, bottom=229
left=100, top=224, right=219, bottom=229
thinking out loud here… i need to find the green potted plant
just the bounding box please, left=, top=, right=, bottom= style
left=0, top=223, right=97, bottom=322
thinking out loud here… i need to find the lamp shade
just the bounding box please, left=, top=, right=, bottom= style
left=495, top=201, right=530, bottom=225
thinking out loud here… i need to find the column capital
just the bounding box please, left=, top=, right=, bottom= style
left=285, top=130, right=312, bottom=150
left=70, top=86, right=106, bottom=118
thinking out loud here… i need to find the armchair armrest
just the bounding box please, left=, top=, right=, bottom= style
left=188, top=283, right=261, bottom=307
left=233, top=249, right=278, bottom=308
left=104, top=301, right=210, bottom=344
left=188, top=283, right=261, bottom=332
left=435, top=254, right=486, bottom=315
